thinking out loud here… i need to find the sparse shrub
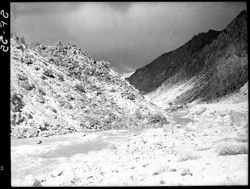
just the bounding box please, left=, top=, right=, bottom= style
left=30, top=41, right=41, bottom=49
left=110, top=87, right=116, bottom=92
left=84, top=118, right=100, bottom=130
left=18, top=73, right=27, bottom=81
left=38, top=88, right=46, bottom=96
left=216, top=142, right=248, bottom=155
left=37, top=95, right=45, bottom=104
left=20, top=81, right=35, bottom=91
left=96, top=91, right=102, bottom=96
left=26, top=113, right=33, bottom=119
left=32, top=179, right=42, bottom=187
left=127, top=93, right=136, bottom=101
left=43, top=69, right=55, bottom=78
left=58, top=100, right=65, bottom=107
left=51, top=108, right=57, bottom=113
left=53, top=59, right=61, bottom=66
left=75, top=83, right=85, bottom=93
left=99, top=60, right=110, bottom=69
left=67, top=95, right=75, bottom=101
left=135, top=109, right=144, bottom=120
left=64, top=102, right=73, bottom=109
left=35, top=67, right=40, bottom=71
left=17, top=36, right=26, bottom=45
left=234, top=134, right=248, bottom=143
left=11, top=112, right=26, bottom=126
left=41, top=75, right=46, bottom=80
left=58, top=73, right=64, bottom=81
left=150, top=113, right=168, bottom=124
left=25, top=58, right=33, bottom=65
left=39, top=123, right=48, bottom=131
left=48, top=58, right=55, bottom=64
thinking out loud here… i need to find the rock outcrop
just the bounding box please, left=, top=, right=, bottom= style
left=11, top=34, right=168, bottom=138
left=127, top=10, right=248, bottom=106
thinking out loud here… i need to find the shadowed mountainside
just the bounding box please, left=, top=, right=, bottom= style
left=127, top=10, right=247, bottom=106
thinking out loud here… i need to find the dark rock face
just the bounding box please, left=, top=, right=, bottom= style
left=179, top=10, right=248, bottom=103
left=127, top=10, right=248, bottom=103
left=127, top=29, right=221, bottom=93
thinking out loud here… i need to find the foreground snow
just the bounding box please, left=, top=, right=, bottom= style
left=11, top=94, right=248, bottom=186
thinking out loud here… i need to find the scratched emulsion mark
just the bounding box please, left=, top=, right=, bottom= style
left=40, top=140, right=109, bottom=158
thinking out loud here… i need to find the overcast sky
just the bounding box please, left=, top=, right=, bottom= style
left=11, top=2, right=246, bottom=76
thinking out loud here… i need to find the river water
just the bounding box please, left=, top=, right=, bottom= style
left=11, top=113, right=194, bottom=185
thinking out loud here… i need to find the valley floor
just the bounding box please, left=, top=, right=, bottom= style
left=11, top=94, right=248, bottom=186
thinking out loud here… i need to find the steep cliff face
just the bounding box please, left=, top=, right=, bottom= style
left=176, top=10, right=248, bottom=104
left=127, top=10, right=248, bottom=106
left=11, top=34, right=168, bottom=138
left=127, top=29, right=221, bottom=94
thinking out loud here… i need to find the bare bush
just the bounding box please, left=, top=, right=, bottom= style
left=135, top=109, right=144, bottom=120
left=43, top=69, right=55, bottom=78
left=20, top=81, right=35, bottom=91
left=109, top=87, right=116, bottom=92
left=149, top=113, right=168, bottom=124
left=58, top=73, right=64, bottom=81
left=216, top=142, right=248, bottom=155
left=38, top=88, right=46, bottom=96
left=234, top=134, right=248, bottom=143
left=75, top=83, right=86, bottom=93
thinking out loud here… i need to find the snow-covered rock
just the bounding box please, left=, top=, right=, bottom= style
left=10, top=34, right=169, bottom=138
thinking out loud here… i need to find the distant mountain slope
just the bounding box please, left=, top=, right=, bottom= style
left=128, top=29, right=221, bottom=93
left=11, top=34, right=168, bottom=138
left=127, top=10, right=247, bottom=106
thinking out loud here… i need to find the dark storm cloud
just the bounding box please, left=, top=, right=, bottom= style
left=11, top=2, right=246, bottom=75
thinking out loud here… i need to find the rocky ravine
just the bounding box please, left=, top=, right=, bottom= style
left=127, top=10, right=247, bottom=107
left=11, top=10, right=248, bottom=186
left=11, top=34, right=168, bottom=138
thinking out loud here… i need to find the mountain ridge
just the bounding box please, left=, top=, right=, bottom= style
left=127, top=28, right=221, bottom=93
left=127, top=10, right=247, bottom=106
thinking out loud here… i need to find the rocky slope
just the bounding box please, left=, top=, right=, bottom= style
left=127, top=10, right=247, bottom=107
left=10, top=34, right=168, bottom=138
